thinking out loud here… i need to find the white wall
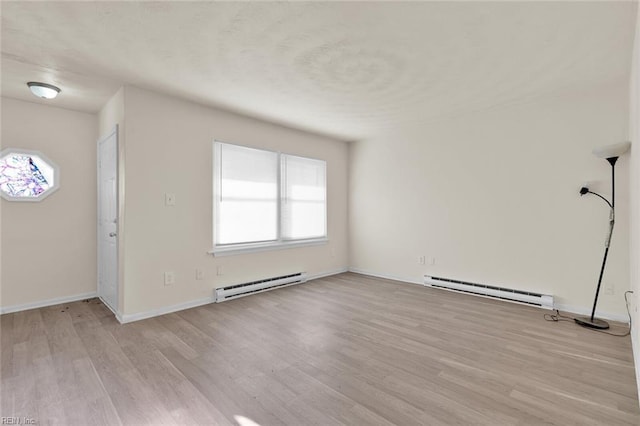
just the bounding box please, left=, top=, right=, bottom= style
left=99, top=87, right=124, bottom=138
left=120, top=86, right=349, bottom=316
left=628, top=2, right=640, bottom=400
left=1, top=98, right=98, bottom=310
left=350, top=82, right=630, bottom=318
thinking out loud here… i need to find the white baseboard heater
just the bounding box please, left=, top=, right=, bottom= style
left=424, top=275, right=554, bottom=309
left=214, top=272, right=307, bottom=303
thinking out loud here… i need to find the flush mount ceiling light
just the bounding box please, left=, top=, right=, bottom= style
left=27, top=82, right=61, bottom=99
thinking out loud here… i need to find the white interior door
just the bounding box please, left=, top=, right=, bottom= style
left=98, top=127, right=118, bottom=314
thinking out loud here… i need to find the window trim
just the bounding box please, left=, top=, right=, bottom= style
left=211, top=140, right=328, bottom=256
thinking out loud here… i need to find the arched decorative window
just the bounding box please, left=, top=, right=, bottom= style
left=0, top=148, right=60, bottom=202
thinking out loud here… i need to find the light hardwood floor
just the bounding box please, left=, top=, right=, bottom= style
left=1, top=272, right=639, bottom=425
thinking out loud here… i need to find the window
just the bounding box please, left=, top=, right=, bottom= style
left=281, top=154, right=326, bottom=240
left=0, top=148, right=59, bottom=202
left=213, top=141, right=326, bottom=255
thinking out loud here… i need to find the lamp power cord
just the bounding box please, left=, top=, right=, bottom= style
left=544, top=290, right=633, bottom=337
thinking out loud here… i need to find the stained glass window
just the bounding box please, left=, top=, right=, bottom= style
left=0, top=149, right=59, bottom=201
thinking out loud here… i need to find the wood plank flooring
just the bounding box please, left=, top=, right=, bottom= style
left=1, top=272, right=638, bottom=425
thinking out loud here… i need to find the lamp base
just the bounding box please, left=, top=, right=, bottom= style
left=574, top=316, right=610, bottom=330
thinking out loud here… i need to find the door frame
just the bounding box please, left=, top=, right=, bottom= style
left=97, top=125, right=120, bottom=316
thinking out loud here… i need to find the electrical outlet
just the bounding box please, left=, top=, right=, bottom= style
left=164, top=271, right=175, bottom=286
left=419, top=256, right=425, bottom=265
left=217, top=266, right=224, bottom=276
left=196, top=269, right=204, bottom=280
left=429, top=257, right=436, bottom=265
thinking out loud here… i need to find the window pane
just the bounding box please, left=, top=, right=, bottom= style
left=218, top=201, right=277, bottom=244
left=285, top=201, right=326, bottom=240
left=216, top=143, right=278, bottom=245
left=221, top=180, right=276, bottom=201
left=282, top=155, right=326, bottom=240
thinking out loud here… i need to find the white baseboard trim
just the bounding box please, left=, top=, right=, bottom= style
left=554, top=303, right=630, bottom=324
left=0, top=291, right=98, bottom=315
left=98, top=297, right=125, bottom=323
left=307, top=267, right=349, bottom=281
left=348, top=267, right=424, bottom=286
left=119, top=296, right=214, bottom=324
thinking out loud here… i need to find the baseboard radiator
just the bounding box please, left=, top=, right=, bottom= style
left=214, top=272, right=307, bottom=303
left=424, top=275, right=554, bottom=309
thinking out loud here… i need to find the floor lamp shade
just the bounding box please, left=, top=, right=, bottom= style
left=592, top=141, right=630, bottom=159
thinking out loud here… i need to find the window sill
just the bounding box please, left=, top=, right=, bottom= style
left=209, top=238, right=328, bottom=257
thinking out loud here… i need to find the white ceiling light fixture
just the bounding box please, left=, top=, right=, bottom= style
left=27, top=82, right=61, bottom=99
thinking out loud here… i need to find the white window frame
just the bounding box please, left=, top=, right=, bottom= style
left=210, top=141, right=327, bottom=257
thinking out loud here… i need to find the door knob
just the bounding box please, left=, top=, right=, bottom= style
left=109, top=232, right=117, bottom=237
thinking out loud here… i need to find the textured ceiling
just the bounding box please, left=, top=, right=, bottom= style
left=1, top=1, right=636, bottom=140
